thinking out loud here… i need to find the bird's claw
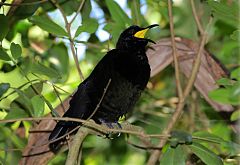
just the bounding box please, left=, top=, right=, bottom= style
left=99, top=119, right=122, bottom=138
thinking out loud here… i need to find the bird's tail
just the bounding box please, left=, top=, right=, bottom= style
left=48, top=121, right=79, bottom=152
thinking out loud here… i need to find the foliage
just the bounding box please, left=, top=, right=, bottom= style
left=0, top=0, right=239, bottom=164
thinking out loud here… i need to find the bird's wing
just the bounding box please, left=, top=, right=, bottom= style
left=65, top=50, right=116, bottom=119
left=49, top=51, right=116, bottom=151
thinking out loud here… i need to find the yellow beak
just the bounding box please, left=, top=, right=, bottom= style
left=133, top=24, right=159, bottom=39
left=134, top=29, right=149, bottom=39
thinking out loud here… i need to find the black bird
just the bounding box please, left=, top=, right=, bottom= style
left=49, top=24, right=159, bottom=151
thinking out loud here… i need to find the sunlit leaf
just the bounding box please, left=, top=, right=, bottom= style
left=216, top=78, right=235, bottom=86
left=161, top=145, right=186, bottom=165
left=31, top=95, right=44, bottom=117
left=189, top=142, right=223, bottom=165
left=230, top=109, right=240, bottom=121
left=0, top=48, right=11, bottom=61
left=0, top=14, right=9, bottom=41
left=208, top=88, right=230, bottom=104
left=10, top=43, right=22, bottom=59
left=75, top=18, right=98, bottom=37
left=231, top=67, right=240, bottom=80
left=29, top=15, right=68, bottom=37
left=0, top=83, right=10, bottom=98
left=105, top=0, right=132, bottom=27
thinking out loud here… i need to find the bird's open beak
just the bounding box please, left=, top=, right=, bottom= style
left=133, top=24, right=159, bottom=42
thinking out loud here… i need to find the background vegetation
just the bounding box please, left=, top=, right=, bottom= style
left=0, top=0, right=239, bottom=164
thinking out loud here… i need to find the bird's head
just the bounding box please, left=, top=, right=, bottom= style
left=116, top=24, right=159, bottom=50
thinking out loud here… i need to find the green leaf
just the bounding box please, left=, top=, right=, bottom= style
left=104, top=22, right=123, bottom=44
left=0, top=14, right=9, bottom=41
left=31, top=95, right=45, bottom=117
left=48, top=43, right=69, bottom=82
left=208, top=0, right=239, bottom=28
left=0, top=83, right=10, bottom=98
left=231, top=67, right=240, bottom=80
left=193, top=131, right=224, bottom=143
left=220, top=141, right=240, bottom=156
left=0, top=47, right=11, bottom=61
left=161, top=145, right=186, bottom=165
left=29, top=15, right=68, bottom=37
left=21, top=56, right=33, bottom=75
left=31, top=62, right=61, bottom=79
left=14, top=88, right=33, bottom=116
left=75, top=18, right=99, bottom=37
left=189, top=142, right=223, bottom=165
left=10, top=43, right=22, bottom=59
left=208, top=88, right=230, bottom=104
left=81, top=0, right=92, bottom=21
left=230, top=30, right=240, bottom=41
left=4, top=108, right=28, bottom=119
left=228, top=82, right=240, bottom=104
left=216, top=78, right=235, bottom=86
left=230, top=110, right=240, bottom=121
left=129, top=0, right=146, bottom=25
left=105, top=0, right=132, bottom=27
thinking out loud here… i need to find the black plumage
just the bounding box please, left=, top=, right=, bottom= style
left=49, top=24, right=158, bottom=151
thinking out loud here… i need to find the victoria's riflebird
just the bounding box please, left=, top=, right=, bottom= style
left=49, top=24, right=159, bottom=152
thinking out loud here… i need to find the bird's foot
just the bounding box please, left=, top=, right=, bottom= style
left=98, top=119, right=122, bottom=138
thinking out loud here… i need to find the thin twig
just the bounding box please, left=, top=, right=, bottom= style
left=32, top=73, right=71, bottom=94
left=183, top=18, right=212, bottom=98
left=127, top=140, right=162, bottom=150
left=87, top=79, right=112, bottom=120
left=52, top=85, right=65, bottom=112
left=69, top=0, right=85, bottom=25
left=190, top=0, right=204, bottom=35
left=0, top=79, right=39, bottom=101
left=167, top=0, right=183, bottom=98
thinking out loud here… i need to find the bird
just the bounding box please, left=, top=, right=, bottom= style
left=48, top=24, right=159, bottom=152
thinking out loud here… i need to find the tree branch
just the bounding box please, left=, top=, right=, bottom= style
left=167, top=0, right=183, bottom=98
left=50, top=0, right=85, bottom=81
left=65, top=127, right=88, bottom=165
left=147, top=11, right=213, bottom=165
